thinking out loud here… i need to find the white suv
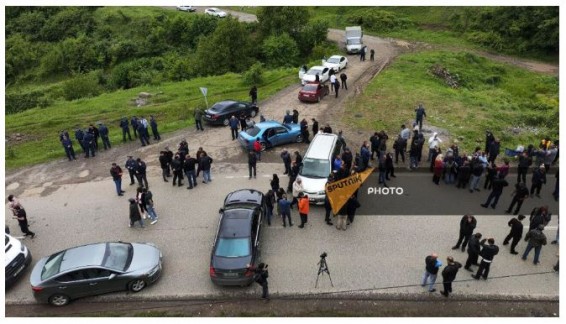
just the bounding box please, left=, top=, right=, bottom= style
left=5, top=233, right=32, bottom=288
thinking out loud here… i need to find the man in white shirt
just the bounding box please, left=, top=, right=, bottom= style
left=428, top=132, right=442, bottom=162
left=330, top=73, right=337, bottom=94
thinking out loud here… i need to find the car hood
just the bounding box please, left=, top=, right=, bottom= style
left=212, top=255, right=252, bottom=270
left=297, top=175, right=327, bottom=194
left=324, top=62, right=339, bottom=68
left=5, top=235, right=25, bottom=267
left=127, top=243, right=161, bottom=273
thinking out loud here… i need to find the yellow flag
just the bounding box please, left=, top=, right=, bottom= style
left=326, top=168, right=374, bottom=215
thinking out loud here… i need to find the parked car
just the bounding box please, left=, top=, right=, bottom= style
left=203, top=100, right=259, bottom=126
left=301, top=66, right=330, bottom=85
left=5, top=233, right=32, bottom=288
left=210, top=189, right=265, bottom=286
left=176, top=6, right=196, bottom=12
left=298, top=82, right=330, bottom=103
left=205, top=8, right=227, bottom=17
left=323, top=55, right=348, bottom=72
left=238, top=120, right=303, bottom=151
left=30, top=242, right=162, bottom=306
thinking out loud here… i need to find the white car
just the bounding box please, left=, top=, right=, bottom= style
left=323, top=55, right=348, bottom=72
left=301, top=66, right=330, bottom=85
left=205, top=8, right=227, bottom=17
left=5, top=233, right=32, bottom=288
left=176, top=6, right=196, bottom=12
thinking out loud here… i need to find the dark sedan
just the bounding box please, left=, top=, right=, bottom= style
left=298, top=82, right=330, bottom=103
left=30, top=242, right=162, bottom=306
left=210, top=189, right=264, bottom=286
left=203, top=100, right=259, bottom=126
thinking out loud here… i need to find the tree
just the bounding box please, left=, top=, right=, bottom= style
left=193, top=18, right=253, bottom=76
left=262, top=33, right=299, bottom=68
left=256, top=7, right=309, bottom=38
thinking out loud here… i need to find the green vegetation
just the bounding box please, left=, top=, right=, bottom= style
left=5, top=69, right=296, bottom=169
left=344, top=51, right=558, bottom=153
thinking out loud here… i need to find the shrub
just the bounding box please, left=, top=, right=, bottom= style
left=345, top=9, right=414, bottom=32
left=242, top=63, right=265, bottom=86
left=62, top=72, right=102, bottom=101
left=262, top=33, right=299, bottom=68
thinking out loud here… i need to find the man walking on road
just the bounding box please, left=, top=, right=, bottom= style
left=522, top=224, right=547, bottom=265
left=248, top=150, right=257, bottom=179
left=472, top=238, right=499, bottom=280
left=503, top=215, right=525, bottom=254
left=481, top=174, right=509, bottom=209
left=8, top=195, right=35, bottom=238
left=452, top=214, right=477, bottom=252
left=229, top=115, right=239, bottom=140
left=298, top=192, right=309, bottom=228
left=415, top=103, right=426, bottom=131
left=464, top=233, right=482, bottom=271
left=194, top=108, right=204, bottom=131
left=128, top=198, right=144, bottom=228
left=505, top=182, right=529, bottom=215
left=422, top=253, right=442, bottom=292
left=340, top=72, right=348, bottom=90
left=253, top=263, right=269, bottom=300
left=440, top=256, right=462, bottom=297
left=110, top=163, right=125, bottom=196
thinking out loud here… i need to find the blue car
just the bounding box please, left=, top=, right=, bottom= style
left=238, top=121, right=303, bottom=151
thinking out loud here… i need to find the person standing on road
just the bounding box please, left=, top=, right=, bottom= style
left=370, top=49, right=375, bottom=61
left=131, top=116, right=139, bottom=139
left=135, top=158, right=149, bottom=189
left=415, top=103, right=427, bottom=131
left=324, top=175, right=335, bottom=226
left=199, top=152, right=213, bottom=184
left=159, top=151, right=169, bottom=182
left=505, top=182, right=529, bottom=215
left=278, top=195, right=293, bottom=227
left=270, top=174, right=280, bottom=192
left=292, top=109, right=300, bottom=124
left=229, top=115, right=239, bottom=140
left=464, top=232, right=482, bottom=272
left=300, top=119, right=310, bottom=144
left=481, top=174, right=509, bottom=209
left=503, top=215, right=525, bottom=255
left=292, top=178, right=304, bottom=207
left=125, top=156, right=137, bottom=185
left=184, top=154, right=198, bottom=189
left=253, top=263, right=269, bottom=300
left=452, top=214, right=477, bottom=252
left=287, top=161, right=300, bottom=194
left=529, top=165, right=547, bottom=198
left=529, top=206, right=551, bottom=231
left=253, top=138, right=262, bottom=161
left=98, top=122, right=111, bottom=150
left=110, top=163, right=125, bottom=197
left=248, top=150, right=257, bottom=179
left=472, top=238, right=499, bottom=280
left=422, top=253, right=442, bottom=292
left=61, top=134, right=77, bottom=161
left=194, top=108, right=204, bottom=131
left=265, top=190, right=275, bottom=226
left=311, top=118, right=319, bottom=135
left=249, top=85, right=258, bottom=105
left=440, top=256, right=462, bottom=297
left=164, top=147, right=174, bottom=178
left=120, top=117, right=132, bottom=142
left=150, top=115, right=161, bottom=141
left=340, top=72, right=348, bottom=90
left=280, top=150, right=291, bottom=175
left=143, top=188, right=158, bottom=225
left=171, top=154, right=184, bottom=187
left=334, top=79, right=340, bottom=98
left=329, top=73, right=336, bottom=94
left=128, top=198, right=144, bottom=228
left=8, top=195, right=35, bottom=238
left=298, top=192, right=309, bottom=228
left=83, top=130, right=96, bottom=158
left=75, top=127, right=86, bottom=152
left=522, top=224, right=547, bottom=265
left=346, top=194, right=361, bottom=225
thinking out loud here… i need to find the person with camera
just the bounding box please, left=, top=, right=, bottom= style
left=250, top=263, right=269, bottom=300
left=472, top=238, right=499, bottom=280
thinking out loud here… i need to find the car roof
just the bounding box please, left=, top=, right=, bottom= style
left=58, top=243, right=107, bottom=272
left=309, top=66, right=325, bottom=70
left=219, top=209, right=253, bottom=238
left=329, top=55, right=343, bottom=59
left=225, top=189, right=263, bottom=206
left=304, top=133, right=339, bottom=160
left=255, top=120, right=286, bottom=128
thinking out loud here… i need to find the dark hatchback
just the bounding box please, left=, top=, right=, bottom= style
left=203, top=100, right=259, bottom=126
left=210, top=189, right=265, bottom=286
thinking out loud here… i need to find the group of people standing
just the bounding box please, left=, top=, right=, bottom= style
left=119, top=115, right=161, bottom=146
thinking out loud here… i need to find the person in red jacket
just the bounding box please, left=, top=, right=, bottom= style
left=253, top=138, right=262, bottom=161
left=298, top=192, right=310, bottom=229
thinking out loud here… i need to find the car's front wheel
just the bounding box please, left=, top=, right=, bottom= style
left=49, top=294, right=71, bottom=307
left=222, top=118, right=230, bottom=126
left=128, top=279, right=147, bottom=292
left=296, top=135, right=303, bottom=143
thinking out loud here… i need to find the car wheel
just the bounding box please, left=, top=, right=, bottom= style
left=296, top=135, right=303, bottom=143
left=128, top=279, right=147, bottom=292
left=260, top=142, right=267, bottom=151
left=222, top=118, right=229, bottom=126
left=49, top=294, right=71, bottom=307
left=250, top=109, right=257, bottom=118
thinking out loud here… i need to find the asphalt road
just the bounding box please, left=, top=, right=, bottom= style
left=5, top=162, right=559, bottom=307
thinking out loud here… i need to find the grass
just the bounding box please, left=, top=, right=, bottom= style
left=5, top=68, right=296, bottom=169
left=344, top=50, right=558, bottom=154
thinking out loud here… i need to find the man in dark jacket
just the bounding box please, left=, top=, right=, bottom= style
left=61, top=135, right=76, bottom=161
left=135, top=158, right=149, bottom=189
left=128, top=198, right=144, bottom=228
left=280, top=150, right=291, bottom=175
left=98, top=122, right=111, bottom=150
left=530, top=165, right=547, bottom=198
left=529, top=206, right=550, bottom=231
left=517, top=151, right=532, bottom=184
left=184, top=154, right=198, bottom=189
left=110, top=163, right=125, bottom=196
left=488, top=139, right=500, bottom=163
left=83, top=131, right=96, bottom=158
left=452, top=214, right=477, bottom=252
left=199, top=152, right=213, bottom=183
left=440, top=256, right=462, bottom=297
left=248, top=150, right=257, bottom=179
left=150, top=115, right=160, bottom=141
left=415, top=103, right=426, bottom=130
left=522, top=224, right=547, bottom=265
left=75, top=128, right=86, bottom=152
left=229, top=115, right=239, bottom=140
left=311, top=118, right=319, bottom=135
left=505, top=182, right=529, bottom=215
left=370, top=132, right=380, bottom=160
left=120, top=117, right=132, bottom=141
left=300, top=119, right=310, bottom=144
left=503, top=215, right=526, bottom=254
left=472, top=238, right=499, bottom=280
left=342, top=148, right=353, bottom=171
left=464, top=232, right=482, bottom=271
left=456, top=161, right=471, bottom=188
left=253, top=263, right=269, bottom=300
left=131, top=116, right=139, bottom=139
left=125, top=156, right=137, bottom=185
left=171, top=154, right=184, bottom=187
left=421, top=253, right=442, bottom=292
left=292, top=109, right=299, bottom=124
left=159, top=151, right=169, bottom=182
left=249, top=85, right=258, bottom=105
left=481, top=174, right=509, bottom=209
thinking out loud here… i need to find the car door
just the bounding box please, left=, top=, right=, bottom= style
left=340, top=57, right=346, bottom=69
left=52, top=270, right=98, bottom=298
left=270, top=127, right=289, bottom=146
left=252, top=208, right=262, bottom=262
left=84, top=267, right=123, bottom=295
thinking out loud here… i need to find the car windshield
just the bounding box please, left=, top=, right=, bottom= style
left=215, top=238, right=251, bottom=258
left=102, top=242, right=132, bottom=271
left=300, top=157, right=330, bottom=178
left=307, top=69, right=322, bottom=76
left=246, top=126, right=261, bottom=137
left=303, top=84, right=319, bottom=91
left=327, top=57, right=340, bottom=64
left=347, top=39, right=361, bottom=45
left=41, top=251, right=65, bottom=280
left=209, top=103, right=228, bottom=112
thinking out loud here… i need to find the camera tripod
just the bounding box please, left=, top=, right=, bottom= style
left=315, top=256, right=334, bottom=288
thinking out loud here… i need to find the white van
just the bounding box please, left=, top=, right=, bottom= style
left=5, top=233, right=32, bottom=287
left=298, top=133, right=343, bottom=204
